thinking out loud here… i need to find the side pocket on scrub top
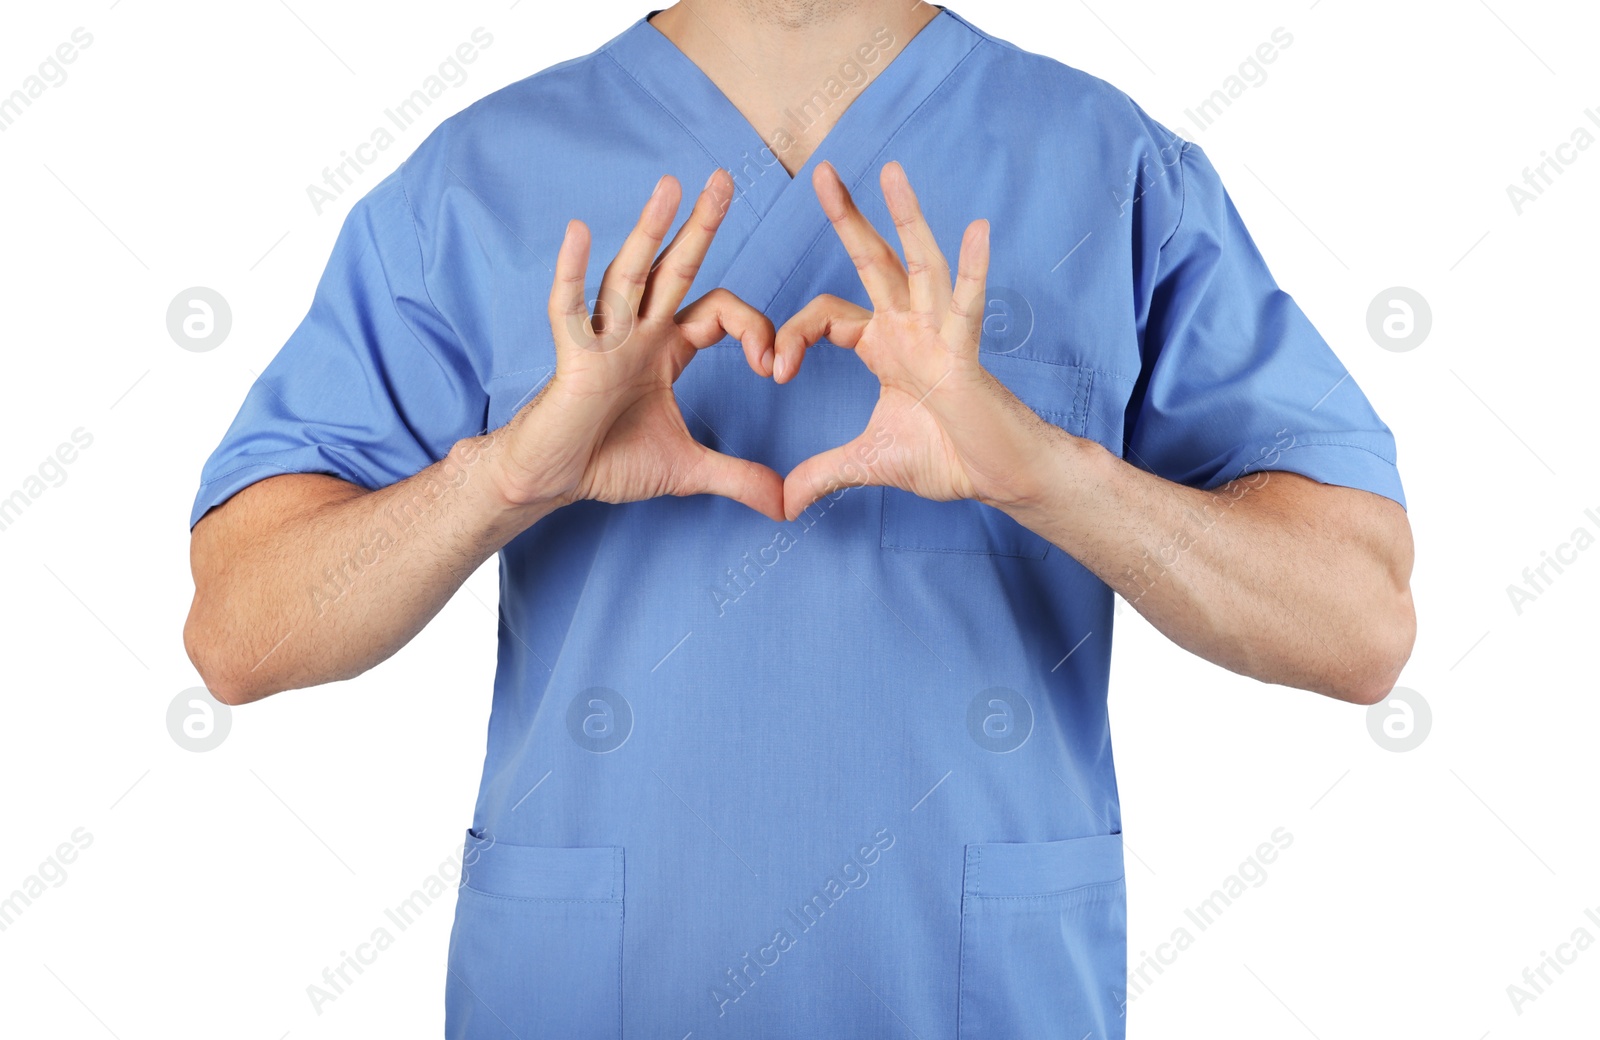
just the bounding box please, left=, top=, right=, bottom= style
left=957, top=832, right=1127, bottom=1040
left=444, top=829, right=624, bottom=1040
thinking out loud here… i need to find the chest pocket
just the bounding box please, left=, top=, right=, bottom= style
left=880, top=356, right=1095, bottom=559
left=485, top=365, right=556, bottom=433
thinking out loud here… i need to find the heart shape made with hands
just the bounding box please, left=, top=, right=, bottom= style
left=526, top=160, right=1046, bottom=527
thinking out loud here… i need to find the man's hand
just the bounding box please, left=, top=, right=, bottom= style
left=487, top=169, right=786, bottom=521
left=186, top=170, right=789, bottom=703
left=773, top=160, right=1052, bottom=521
left=772, top=160, right=1414, bottom=704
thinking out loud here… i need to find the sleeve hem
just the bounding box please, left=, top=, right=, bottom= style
left=189, top=452, right=375, bottom=531
left=1224, top=441, right=1407, bottom=511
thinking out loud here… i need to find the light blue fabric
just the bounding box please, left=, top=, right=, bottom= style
left=190, top=9, right=1404, bottom=1038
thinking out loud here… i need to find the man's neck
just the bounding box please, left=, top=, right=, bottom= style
left=649, top=1, right=942, bottom=176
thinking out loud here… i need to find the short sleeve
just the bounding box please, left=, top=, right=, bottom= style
left=1126, top=141, right=1406, bottom=510
left=189, top=167, right=489, bottom=530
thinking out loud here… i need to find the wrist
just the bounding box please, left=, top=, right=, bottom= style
left=455, top=430, right=571, bottom=528
left=980, top=416, right=1106, bottom=519
left=473, top=375, right=605, bottom=514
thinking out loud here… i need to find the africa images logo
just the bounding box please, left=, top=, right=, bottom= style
left=1505, top=507, right=1600, bottom=615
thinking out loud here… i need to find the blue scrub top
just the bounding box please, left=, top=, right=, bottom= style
left=191, top=9, right=1405, bottom=1039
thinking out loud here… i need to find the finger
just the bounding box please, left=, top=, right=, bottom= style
left=599, top=175, right=681, bottom=322
left=881, top=162, right=951, bottom=316
left=547, top=219, right=592, bottom=348
left=681, top=445, right=786, bottom=521
left=640, top=169, right=734, bottom=321
left=813, top=161, right=910, bottom=312
left=772, top=294, right=872, bottom=384
left=783, top=433, right=884, bottom=521
left=676, top=288, right=776, bottom=377
left=942, top=219, right=991, bottom=355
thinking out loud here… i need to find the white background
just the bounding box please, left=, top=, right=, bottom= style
left=1, top=1, right=1595, bottom=1037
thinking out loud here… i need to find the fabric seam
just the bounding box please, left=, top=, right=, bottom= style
left=966, top=877, right=1126, bottom=903
left=196, top=453, right=370, bottom=492
left=1239, top=438, right=1399, bottom=469
left=1158, top=140, right=1191, bottom=254
left=759, top=32, right=984, bottom=309
left=599, top=49, right=766, bottom=224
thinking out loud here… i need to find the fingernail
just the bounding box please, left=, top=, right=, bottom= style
left=704, top=168, right=720, bottom=191
left=653, top=175, right=668, bottom=196
left=761, top=347, right=774, bottom=376
left=774, top=355, right=788, bottom=382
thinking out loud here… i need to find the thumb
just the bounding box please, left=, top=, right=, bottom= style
left=678, top=443, right=786, bottom=521
left=783, top=432, right=885, bottom=521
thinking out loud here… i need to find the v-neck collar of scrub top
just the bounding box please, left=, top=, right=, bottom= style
left=601, top=7, right=981, bottom=312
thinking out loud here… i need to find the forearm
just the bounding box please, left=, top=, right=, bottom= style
left=184, top=171, right=787, bottom=704
left=184, top=430, right=557, bottom=705
left=997, top=423, right=1415, bottom=703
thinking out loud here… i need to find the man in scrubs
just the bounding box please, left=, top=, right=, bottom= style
left=185, top=3, right=1415, bottom=1037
